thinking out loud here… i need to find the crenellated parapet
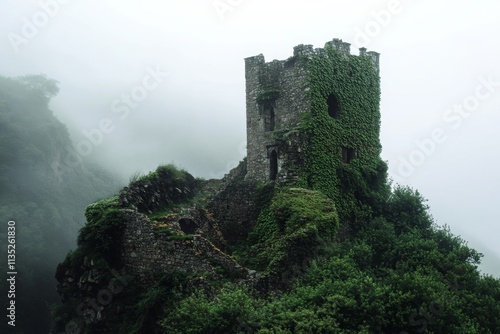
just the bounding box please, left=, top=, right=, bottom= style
left=245, top=38, right=379, bottom=77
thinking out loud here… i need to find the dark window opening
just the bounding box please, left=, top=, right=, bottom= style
left=327, top=94, right=340, bottom=118
left=178, top=218, right=198, bottom=235
left=342, top=148, right=356, bottom=163
left=264, top=104, right=275, bottom=131
left=270, top=150, right=278, bottom=180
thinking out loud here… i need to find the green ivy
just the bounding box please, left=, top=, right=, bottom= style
left=282, top=46, right=388, bottom=226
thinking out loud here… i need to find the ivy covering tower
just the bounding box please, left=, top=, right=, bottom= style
left=244, top=38, right=382, bottom=205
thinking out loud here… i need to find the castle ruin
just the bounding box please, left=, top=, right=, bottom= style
left=244, top=38, right=380, bottom=183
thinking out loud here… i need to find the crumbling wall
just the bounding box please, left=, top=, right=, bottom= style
left=206, top=159, right=260, bottom=247
left=120, top=209, right=247, bottom=285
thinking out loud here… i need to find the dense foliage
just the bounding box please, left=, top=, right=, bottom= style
left=0, top=74, right=121, bottom=333
left=243, top=188, right=339, bottom=275
left=154, top=185, right=500, bottom=334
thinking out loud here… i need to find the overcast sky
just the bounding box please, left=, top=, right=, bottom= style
left=2, top=0, right=499, bottom=276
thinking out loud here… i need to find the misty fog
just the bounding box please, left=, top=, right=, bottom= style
left=1, top=0, right=500, bottom=332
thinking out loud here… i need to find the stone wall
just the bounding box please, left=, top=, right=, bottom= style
left=207, top=159, right=260, bottom=247
left=244, top=50, right=311, bottom=182
left=120, top=209, right=247, bottom=285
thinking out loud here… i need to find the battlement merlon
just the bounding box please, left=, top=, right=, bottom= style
left=293, top=44, right=315, bottom=57
left=244, top=53, right=265, bottom=66
left=324, top=38, right=351, bottom=56
left=366, top=51, right=380, bottom=72
left=244, top=38, right=380, bottom=72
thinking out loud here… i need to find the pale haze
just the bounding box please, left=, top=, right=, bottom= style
left=2, top=0, right=499, bottom=276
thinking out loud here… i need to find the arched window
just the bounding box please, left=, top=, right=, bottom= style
left=327, top=94, right=340, bottom=118
left=270, top=150, right=278, bottom=180
left=264, top=104, right=275, bottom=131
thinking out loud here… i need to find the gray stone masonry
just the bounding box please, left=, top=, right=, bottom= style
left=120, top=209, right=247, bottom=285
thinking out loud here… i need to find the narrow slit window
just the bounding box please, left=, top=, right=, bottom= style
left=270, top=150, right=278, bottom=180
left=327, top=94, right=340, bottom=118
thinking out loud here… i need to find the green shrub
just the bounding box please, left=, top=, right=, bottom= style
left=248, top=188, right=339, bottom=273
left=160, top=284, right=255, bottom=334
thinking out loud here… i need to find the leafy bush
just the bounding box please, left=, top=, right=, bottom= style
left=247, top=188, right=339, bottom=274
left=160, top=284, right=256, bottom=334
left=385, top=186, right=433, bottom=233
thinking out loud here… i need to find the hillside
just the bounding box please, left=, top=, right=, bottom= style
left=53, top=160, right=500, bottom=333
left=0, top=74, right=121, bottom=333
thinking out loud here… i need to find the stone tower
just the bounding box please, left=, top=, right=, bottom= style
left=244, top=38, right=380, bottom=183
